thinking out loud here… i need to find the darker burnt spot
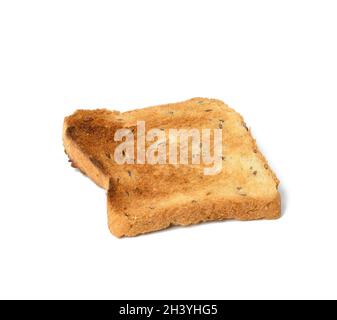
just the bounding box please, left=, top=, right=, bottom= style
left=66, top=126, right=76, bottom=139
left=134, top=187, right=142, bottom=195
left=108, top=178, right=115, bottom=191
left=89, top=156, right=105, bottom=172
left=205, top=109, right=213, bottom=112
left=79, top=122, right=95, bottom=134
left=242, top=122, right=249, bottom=131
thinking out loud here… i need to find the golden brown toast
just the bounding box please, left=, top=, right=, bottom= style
left=63, top=98, right=281, bottom=237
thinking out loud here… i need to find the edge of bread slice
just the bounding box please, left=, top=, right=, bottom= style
left=63, top=98, right=281, bottom=237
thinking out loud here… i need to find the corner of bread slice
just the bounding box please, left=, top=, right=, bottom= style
left=106, top=194, right=170, bottom=238
left=240, top=190, right=281, bottom=221
left=62, top=110, right=111, bottom=190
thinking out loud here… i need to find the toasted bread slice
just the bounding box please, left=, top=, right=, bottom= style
left=63, top=98, right=280, bottom=237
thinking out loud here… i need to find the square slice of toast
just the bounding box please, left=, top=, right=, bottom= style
left=63, top=98, right=281, bottom=237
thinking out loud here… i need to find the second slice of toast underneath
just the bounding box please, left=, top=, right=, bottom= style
left=63, top=98, right=281, bottom=237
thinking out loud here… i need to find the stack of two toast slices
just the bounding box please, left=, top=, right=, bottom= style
left=63, top=98, right=281, bottom=237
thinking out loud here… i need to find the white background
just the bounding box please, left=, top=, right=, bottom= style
left=0, top=0, right=336, bottom=300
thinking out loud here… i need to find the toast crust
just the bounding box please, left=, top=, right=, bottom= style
left=63, top=124, right=110, bottom=189
left=63, top=98, right=281, bottom=237
left=107, top=189, right=281, bottom=237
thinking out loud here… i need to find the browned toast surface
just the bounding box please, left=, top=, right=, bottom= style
left=63, top=98, right=281, bottom=237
